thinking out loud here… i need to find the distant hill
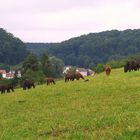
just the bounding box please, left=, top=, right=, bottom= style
left=26, top=43, right=53, bottom=57
left=0, top=28, right=28, bottom=65
left=26, top=29, right=140, bottom=68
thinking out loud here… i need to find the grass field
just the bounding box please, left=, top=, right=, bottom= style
left=0, top=69, right=140, bottom=140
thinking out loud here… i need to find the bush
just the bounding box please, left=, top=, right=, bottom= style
left=94, top=64, right=105, bottom=73
left=106, top=60, right=125, bottom=69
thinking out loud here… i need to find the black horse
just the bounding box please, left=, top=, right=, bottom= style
left=22, top=79, right=35, bottom=90
left=124, top=60, right=140, bottom=72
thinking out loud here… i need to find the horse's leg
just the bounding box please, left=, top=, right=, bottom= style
left=53, top=80, right=55, bottom=85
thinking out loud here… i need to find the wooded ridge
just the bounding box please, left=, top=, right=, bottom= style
left=26, top=29, right=140, bottom=68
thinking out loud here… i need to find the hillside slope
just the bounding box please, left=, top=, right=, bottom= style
left=0, top=69, right=140, bottom=139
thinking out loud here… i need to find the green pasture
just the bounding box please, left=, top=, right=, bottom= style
left=0, top=69, right=140, bottom=140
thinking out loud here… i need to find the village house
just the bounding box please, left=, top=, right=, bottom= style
left=76, top=68, right=88, bottom=76
left=5, top=73, right=14, bottom=79
left=63, top=66, right=95, bottom=77
left=87, top=69, right=95, bottom=76
left=9, top=70, right=21, bottom=78
left=0, top=69, right=6, bottom=78
left=76, top=68, right=95, bottom=76
left=0, top=69, right=21, bottom=79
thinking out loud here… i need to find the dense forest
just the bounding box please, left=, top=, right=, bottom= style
left=1, top=28, right=140, bottom=69
left=26, top=29, right=140, bottom=68
left=0, top=28, right=28, bottom=65
left=26, top=43, right=52, bottom=57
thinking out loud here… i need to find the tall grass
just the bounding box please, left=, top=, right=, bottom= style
left=0, top=68, right=139, bottom=140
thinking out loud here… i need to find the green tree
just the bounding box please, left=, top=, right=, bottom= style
left=95, top=64, right=105, bottom=73
left=0, top=28, right=28, bottom=65
left=0, top=63, right=10, bottom=71
left=22, top=53, right=39, bottom=74
left=22, top=69, right=45, bottom=84
left=40, top=53, right=52, bottom=76
left=50, top=56, right=64, bottom=77
left=0, top=73, right=2, bottom=79
left=21, top=54, right=45, bottom=84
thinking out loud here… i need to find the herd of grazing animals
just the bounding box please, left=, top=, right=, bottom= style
left=124, top=59, right=140, bottom=72
left=0, top=60, right=140, bottom=94
left=0, top=71, right=85, bottom=94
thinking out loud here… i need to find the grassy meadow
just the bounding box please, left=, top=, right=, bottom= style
left=0, top=68, right=140, bottom=140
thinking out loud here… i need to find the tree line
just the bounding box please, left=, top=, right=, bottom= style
left=1, top=28, right=140, bottom=78
left=26, top=29, right=140, bottom=68
left=21, top=53, right=64, bottom=83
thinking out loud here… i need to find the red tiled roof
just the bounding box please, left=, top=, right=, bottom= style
left=0, top=70, right=6, bottom=74
left=6, top=73, right=14, bottom=78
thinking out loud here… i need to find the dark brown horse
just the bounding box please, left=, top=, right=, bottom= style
left=65, top=73, right=75, bottom=82
left=65, top=72, right=84, bottom=82
left=105, top=67, right=111, bottom=75
left=0, top=84, right=14, bottom=94
left=46, top=77, right=55, bottom=85
left=124, top=60, right=140, bottom=72
left=22, top=79, right=35, bottom=90
left=74, top=72, right=84, bottom=80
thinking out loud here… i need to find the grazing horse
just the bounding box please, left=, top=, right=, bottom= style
left=0, top=84, right=14, bottom=94
left=124, top=61, right=131, bottom=72
left=105, top=67, right=111, bottom=75
left=65, top=71, right=84, bottom=82
left=74, top=72, right=84, bottom=80
left=124, top=60, right=140, bottom=72
left=22, top=79, right=35, bottom=90
left=46, top=77, right=55, bottom=85
left=65, top=73, right=75, bottom=82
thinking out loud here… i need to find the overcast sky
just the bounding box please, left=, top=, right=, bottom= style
left=0, top=0, right=140, bottom=42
